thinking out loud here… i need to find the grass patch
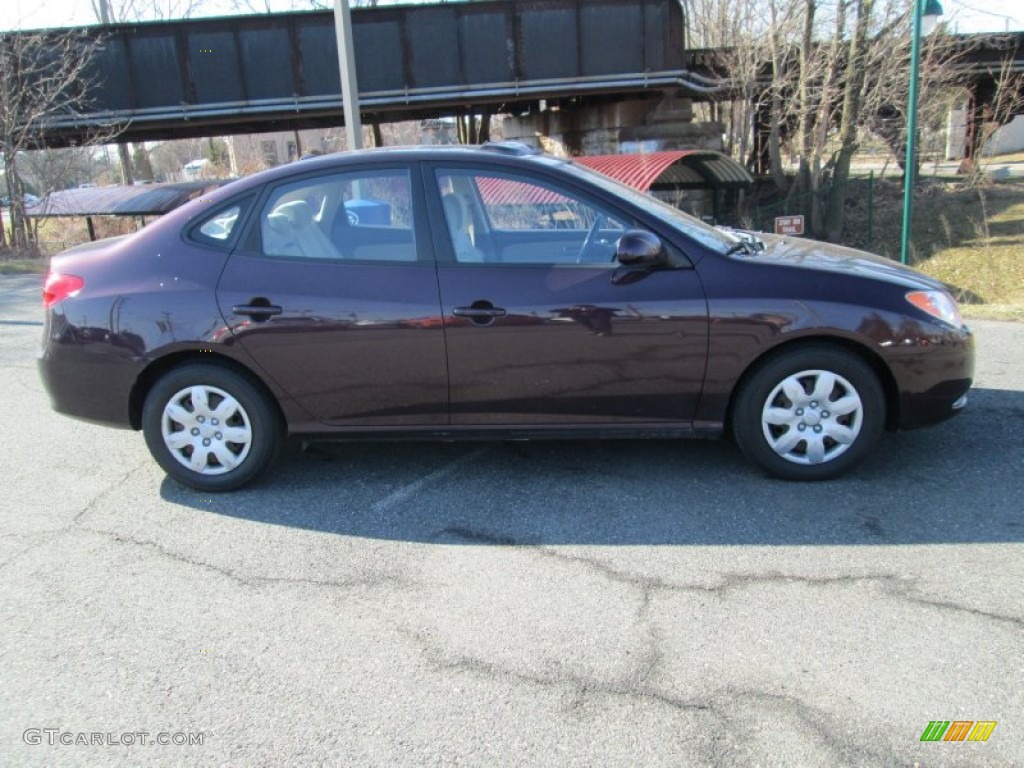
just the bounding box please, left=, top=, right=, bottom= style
left=982, top=150, right=1024, bottom=164
left=0, top=250, right=48, bottom=275
left=844, top=177, right=1024, bottom=320
left=0, top=260, right=47, bottom=275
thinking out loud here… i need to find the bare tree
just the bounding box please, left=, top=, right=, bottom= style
left=149, top=138, right=207, bottom=179
left=229, top=0, right=329, bottom=13
left=92, top=0, right=208, bottom=24
left=19, top=147, right=98, bottom=194
left=687, top=0, right=967, bottom=240
left=0, top=29, right=112, bottom=252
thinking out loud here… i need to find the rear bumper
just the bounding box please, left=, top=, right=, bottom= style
left=38, top=323, right=139, bottom=430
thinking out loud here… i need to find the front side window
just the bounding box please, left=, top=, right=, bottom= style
left=561, top=162, right=740, bottom=254
left=436, top=170, right=628, bottom=265
left=260, top=169, right=418, bottom=262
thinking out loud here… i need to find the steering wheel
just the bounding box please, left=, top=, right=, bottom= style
left=576, top=214, right=606, bottom=264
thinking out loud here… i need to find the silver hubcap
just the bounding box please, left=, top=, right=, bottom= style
left=761, top=370, right=863, bottom=465
left=161, top=385, right=252, bottom=475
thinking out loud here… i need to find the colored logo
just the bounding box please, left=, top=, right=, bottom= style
left=920, top=721, right=996, bottom=742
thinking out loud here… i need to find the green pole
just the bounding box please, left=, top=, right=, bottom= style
left=900, top=0, right=925, bottom=265
left=867, top=170, right=874, bottom=247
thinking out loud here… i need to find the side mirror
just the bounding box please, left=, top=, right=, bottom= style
left=616, top=230, right=668, bottom=267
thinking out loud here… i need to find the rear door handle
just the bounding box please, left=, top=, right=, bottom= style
left=453, top=307, right=507, bottom=318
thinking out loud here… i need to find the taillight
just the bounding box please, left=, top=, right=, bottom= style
left=43, top=272, right=85, bottom=310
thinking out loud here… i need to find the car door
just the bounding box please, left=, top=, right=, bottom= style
left=427, top=163, right=709, bottom=426
left=216, top=165, right=448, bottom=427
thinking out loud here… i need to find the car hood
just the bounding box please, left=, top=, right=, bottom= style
left=741, top=233, right=946, bottom=292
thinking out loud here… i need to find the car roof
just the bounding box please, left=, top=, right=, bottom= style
left=232, top=143, right=569, bottom=190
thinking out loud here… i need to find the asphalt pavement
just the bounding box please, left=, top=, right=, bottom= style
left=0, top=272, right=1021, bottom=767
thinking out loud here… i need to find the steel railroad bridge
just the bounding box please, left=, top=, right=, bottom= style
left=8, top=1, right=1023, bottom=167
left=24, top=0, right=710, bottom=148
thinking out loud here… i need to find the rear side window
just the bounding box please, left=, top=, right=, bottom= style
left=199, top=206, right=242, bottom=241
left=259, top=170, right=418, bottom=262
left=189, top=198, right=251, bottom=248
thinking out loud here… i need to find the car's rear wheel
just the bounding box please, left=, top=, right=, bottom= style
left=142, top=364, right=283, bottom=491
left=732, top=346, right=885, bottom=480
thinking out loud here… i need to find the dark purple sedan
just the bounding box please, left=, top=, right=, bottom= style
left=38, top=143, right=973, bottom=491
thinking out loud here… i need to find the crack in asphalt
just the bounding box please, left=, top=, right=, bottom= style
left=78, top=527, right=406, bottom=592
left=536, top=546, right=901, bottom=597
left=712, top=688, right=901, bottom=766
left=73, top=458, right=152, bottom=524
left=403, top=613, right=911, bottom=766
left=0, top=463, right=150, bottom=572
left=546, top=549, right=1024, bottom=630
left=892, top=593, right=1024, bottom=630
left=442, top=523, right=1024, bottom=636
left=400, top=625, right=714, bottom=718
left=442, top=527, right=886, bottom=596
left=401, top=628, right=912, bottom=766
left=3, top=445, right=490, bottom=590
left=441, top=527, right=1024, bottom=638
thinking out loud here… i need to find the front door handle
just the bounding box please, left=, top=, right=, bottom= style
left=233, top=301, right=283, bottom=320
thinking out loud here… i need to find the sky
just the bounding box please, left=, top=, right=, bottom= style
left=6, top=0, right=1024, bottom=33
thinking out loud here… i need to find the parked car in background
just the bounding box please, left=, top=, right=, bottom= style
left=38, top=143, right=973, bottom=491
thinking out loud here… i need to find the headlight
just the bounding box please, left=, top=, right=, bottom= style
left=905, top=290, right=964, bottom=328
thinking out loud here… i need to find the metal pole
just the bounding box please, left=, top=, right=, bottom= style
left=867, top=170, right=874, bottom=247
left=900, top=0, right=924, bottom=265
left=333, top=0, right=363, bottom=150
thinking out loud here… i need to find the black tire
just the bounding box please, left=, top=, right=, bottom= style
left=142, top=363, right=283, bottom=492
left=732, top=346, right=885, bottom=481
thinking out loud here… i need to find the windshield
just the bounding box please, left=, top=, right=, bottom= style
left=561, top=161, right=741, bottom=254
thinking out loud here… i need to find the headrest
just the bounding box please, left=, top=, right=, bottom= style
left=273, top=199, right=314, bottom=227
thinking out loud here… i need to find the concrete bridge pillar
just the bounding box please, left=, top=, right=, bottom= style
left=501, top=91, right=724, bottom=157
left=960, top=79, right=999, bottom=174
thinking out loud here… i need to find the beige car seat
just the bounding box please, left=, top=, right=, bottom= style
left=264, top=199, right=343, bottom=259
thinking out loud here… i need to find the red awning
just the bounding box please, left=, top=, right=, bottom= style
left=574, top=151, right=753, bottom=191
left=475, top=176, right=570, bottom=206
left=574, top=152, right=688, bottom=191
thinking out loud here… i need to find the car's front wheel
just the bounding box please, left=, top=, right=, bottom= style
left=142, top=364, right=283, bottom=491
left=732, top=346, right=885, bottom=480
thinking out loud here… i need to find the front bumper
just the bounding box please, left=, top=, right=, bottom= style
left=887, top=323, right=974, bottom=430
